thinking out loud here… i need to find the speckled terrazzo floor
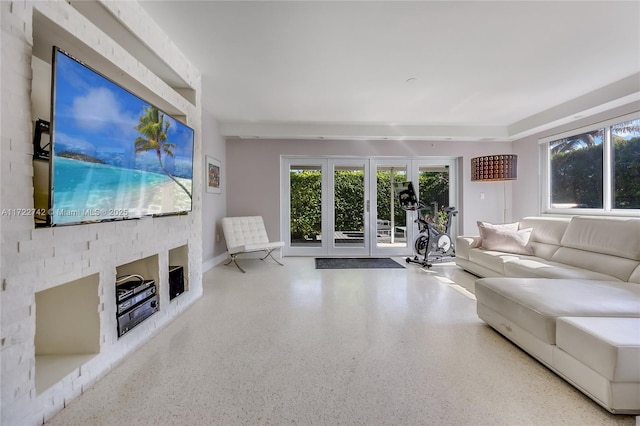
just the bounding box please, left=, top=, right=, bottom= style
left=47, top=258, right=637, bottom=425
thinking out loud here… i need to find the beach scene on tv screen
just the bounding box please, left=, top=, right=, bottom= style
left=51, top=50, right=193, bottom=225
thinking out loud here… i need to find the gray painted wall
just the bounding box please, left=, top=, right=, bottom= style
left=512, top=102, right=640, bottom=221
left=201, top=110, right=228, bottom=264
left=226, top=138, right=515, bottom=240
left=222, top=100, right=639, bottom=248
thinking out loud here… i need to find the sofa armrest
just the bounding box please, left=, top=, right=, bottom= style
left=456, top=236, right=481, bottom=260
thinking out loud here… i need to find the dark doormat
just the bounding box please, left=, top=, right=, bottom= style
left=315, top=257, right=405, bottom=269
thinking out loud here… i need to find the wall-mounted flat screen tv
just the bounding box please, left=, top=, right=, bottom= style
left=42, top=46, right=194, bottom=226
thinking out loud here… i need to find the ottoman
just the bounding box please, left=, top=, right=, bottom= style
left=554, top=317, right=640, bottom=414
left=475, top=278, right=640, bottom=340
left=475, top=277, right=640, bottom=413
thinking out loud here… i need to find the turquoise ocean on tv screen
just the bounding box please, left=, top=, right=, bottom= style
left=52, top=157, right=192, bottom=225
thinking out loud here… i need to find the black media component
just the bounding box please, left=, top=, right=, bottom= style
left=33, top=119, right=50, bottom=160
left=117, top=295, right=159, bottom=337
left=116, top=278, right=155, bottom=303
left=116, top=285, right=156, bottom=314
left=169, top=266, right=185, bottom=300
left=115, top=277, right=158, bottom=338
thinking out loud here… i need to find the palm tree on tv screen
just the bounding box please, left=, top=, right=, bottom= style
left=134, top=105, right=192, bottom=198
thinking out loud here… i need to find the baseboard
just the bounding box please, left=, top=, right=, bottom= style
left=202, top=252, right=229, bottom=272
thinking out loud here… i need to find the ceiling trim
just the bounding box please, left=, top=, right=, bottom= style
left=221, top=74, right=640, bottom=142
left=220, top=122, right=511, bottom=142
left=508, top=73, right=640, bottom=140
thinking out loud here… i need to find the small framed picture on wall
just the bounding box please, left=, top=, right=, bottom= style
left=206, top=156, right=221, bottom=194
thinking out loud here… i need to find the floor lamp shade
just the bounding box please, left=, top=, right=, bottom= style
left=471, top=155, right=517, bottom=181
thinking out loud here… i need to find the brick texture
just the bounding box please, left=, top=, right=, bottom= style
left=0, top=1, right=203, bottom=425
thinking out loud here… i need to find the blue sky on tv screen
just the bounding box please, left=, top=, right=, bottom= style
left=52, top=50, right=194, bottom=179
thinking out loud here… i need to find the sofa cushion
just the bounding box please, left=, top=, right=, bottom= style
left=560, top=216, right=640, bottom=261
left=552, top=247, right=639, bottom=282
left=528, top=241, right=563, bottom=260
left=556, top=317, right=640, bottom=382
left=455, top=236, right=481, bottom=260
left=629, top=265, right=640, bottom=285
left=519, top=216, right=570, bottom=246
left=475, top=278, right=640, bottom=344
left=503, top=258, right=621, bottom=281
left=468, top=249, right=521, bottom=274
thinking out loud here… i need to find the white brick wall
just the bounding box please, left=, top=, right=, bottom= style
left=1, top=1, right=203, bottom=425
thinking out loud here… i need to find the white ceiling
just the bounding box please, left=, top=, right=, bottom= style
left=138, top=1, right=640, bottom=141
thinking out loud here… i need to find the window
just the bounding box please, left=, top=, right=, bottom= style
left=541, top=112, right=640, bottom=214
left=549, top=128, right=604, bottom=209
left=612, top=119, right=640, bottom=209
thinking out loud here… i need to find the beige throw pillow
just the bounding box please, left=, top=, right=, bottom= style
left=477, top=221, right=534, bottom=255
left=477, top=221, right=519, bottom=238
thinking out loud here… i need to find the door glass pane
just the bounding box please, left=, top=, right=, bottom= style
left=290, top=165, right=322, bottom=247
left=612, top=119, right=640, bottom=209
left=549, top=129, right=604, bottom=209
left=334, top=165, right=365, bottom=247
left=418, top=166, right=450, bottom=233
left=376, top=166, right=407, bottom=248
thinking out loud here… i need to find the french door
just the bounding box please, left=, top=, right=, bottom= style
left=282, top=158, right=369, bottom=256
left=282, top=157, right=457, bottom=257
left=370, top=159, right=411, bottom=256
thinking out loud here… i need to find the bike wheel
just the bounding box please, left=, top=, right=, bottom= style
left=413, top=234, right=429, bottom=256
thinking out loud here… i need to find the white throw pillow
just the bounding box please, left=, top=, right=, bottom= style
left=477, top=221, right=519, bottom=238
left=477, top=221, right=534, bottom=255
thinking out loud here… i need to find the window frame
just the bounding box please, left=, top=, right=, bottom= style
left=539, top=111, right=640, bottom=216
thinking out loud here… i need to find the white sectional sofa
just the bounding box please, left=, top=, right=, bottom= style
left=455, top=216, right=640, bottom=414
left=456, top=216, right=640, bottom=282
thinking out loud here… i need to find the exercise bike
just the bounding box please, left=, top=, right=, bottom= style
left=395, top=181, right=458, bottom=268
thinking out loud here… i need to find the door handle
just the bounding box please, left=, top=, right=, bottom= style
left=366, top=200, right=370, bottom=212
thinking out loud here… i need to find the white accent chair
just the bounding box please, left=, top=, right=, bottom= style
left=221, top=216, right=284, bottom=273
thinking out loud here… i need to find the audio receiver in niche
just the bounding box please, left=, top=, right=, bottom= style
left=115, top=275, right=158, bottom=337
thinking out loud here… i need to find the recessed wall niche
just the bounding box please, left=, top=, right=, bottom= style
left=116, top=255, right=159, bottom=287
left=168, top=244, right=189, bottom=300
left=35, top=274, right=100, bottom=394
left=115, top=255, right=160, bottom=337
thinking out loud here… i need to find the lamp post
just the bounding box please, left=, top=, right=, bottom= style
left=471, top=155, right=518, bottom=223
